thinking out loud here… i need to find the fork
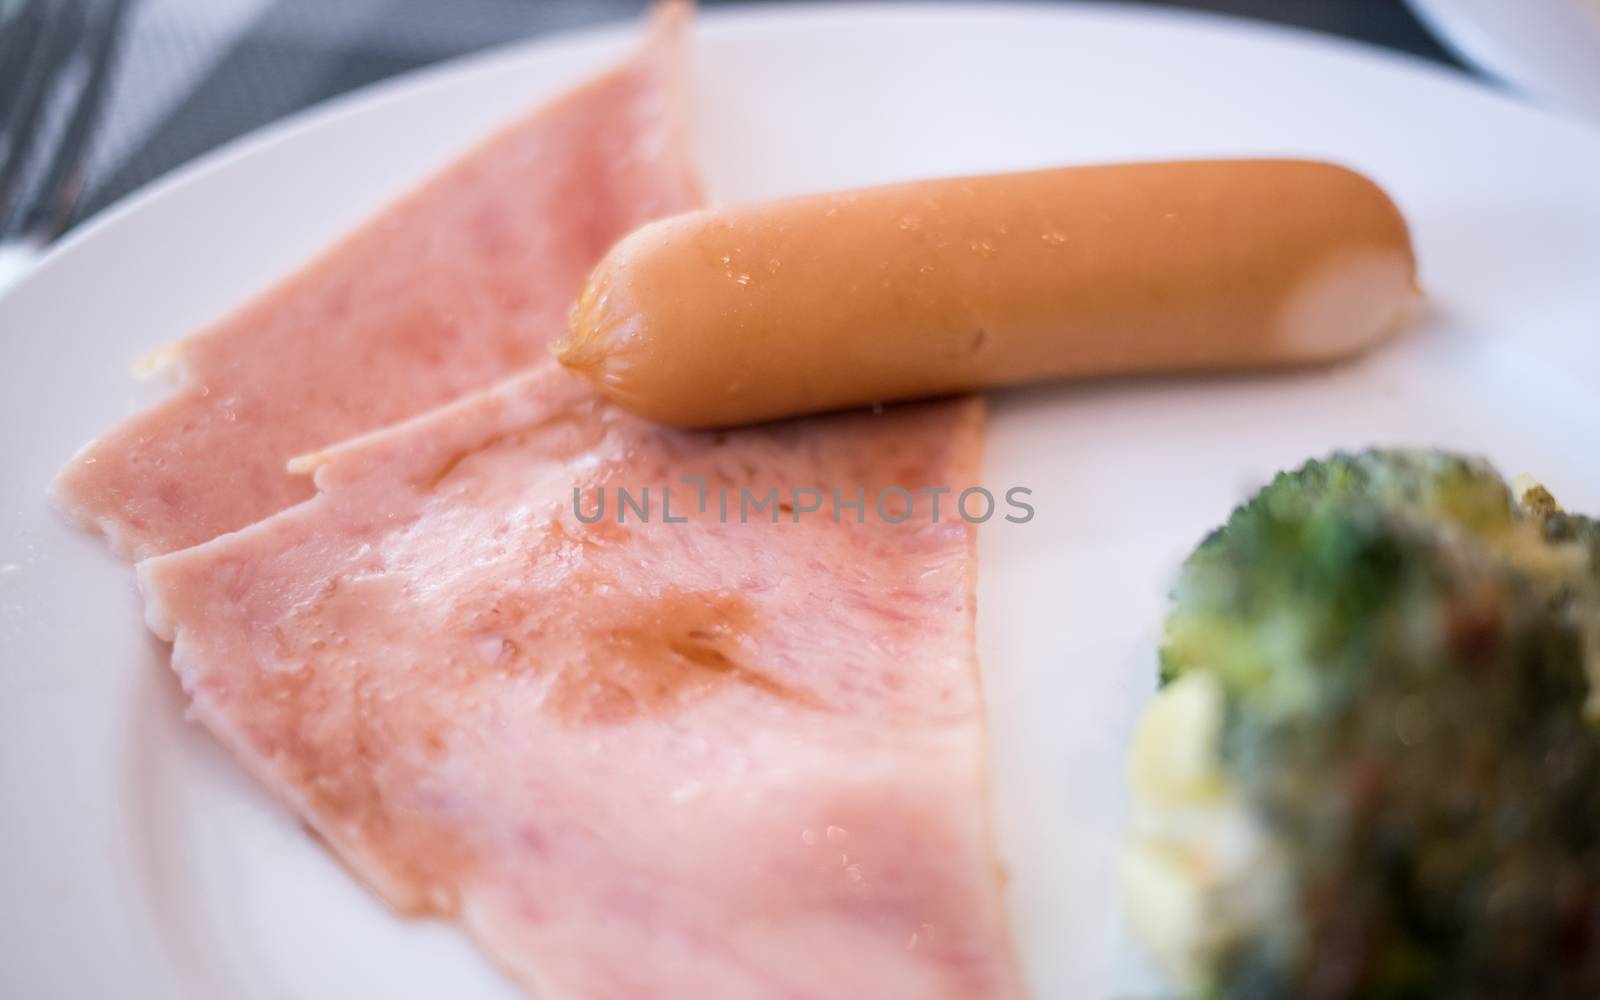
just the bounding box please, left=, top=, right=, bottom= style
left=0, top=0, right=132, bottom=292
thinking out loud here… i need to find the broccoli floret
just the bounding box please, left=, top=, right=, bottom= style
left=1127, top=450, right=1600, bottom=998
left=1162, top=451, right=1598, bottom=688
left=1517, top=478, right=1600, bottom=588
left=1515, top=478, right=1600, bottom=710
left=1161, top=450, right=1519, bottom=687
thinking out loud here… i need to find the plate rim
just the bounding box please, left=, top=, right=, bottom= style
left=1402, top=0, right=1600, bottom=119
left=11, top=0, right=1600, bottom=315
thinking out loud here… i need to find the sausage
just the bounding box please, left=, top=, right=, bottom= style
left=555, top=159, right=1419, bottom=427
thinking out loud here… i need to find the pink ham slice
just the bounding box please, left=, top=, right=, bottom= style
left=138, top=364, right=1023, bottom=999
left=53, top=2, right=700, bottom=560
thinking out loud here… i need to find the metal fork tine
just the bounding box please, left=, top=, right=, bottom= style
left=0, top=0, right=52, bottom=117
left=0, top=0, right=85, bottom=225
left=22, top=0, right=133, bottom=237
left=0, top=0, right=83, bottom=229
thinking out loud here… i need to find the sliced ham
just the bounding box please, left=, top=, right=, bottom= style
left=53, top=2, right=700, bottom=560
left=138, top=363, right=1023, bottom=999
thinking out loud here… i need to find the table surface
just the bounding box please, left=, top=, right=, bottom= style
left=77, top=0, right=1467, bottom=227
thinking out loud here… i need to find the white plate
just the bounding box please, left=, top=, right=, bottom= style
left=3, top=4, right=1599, bottom=997
left=1405, top=0, right=1600, bottom=121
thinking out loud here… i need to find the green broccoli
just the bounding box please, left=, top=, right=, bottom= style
left=1125, top=449, right=1600, bottom=998
left=1161, top=451, right=1600, bottom=691
left=1518, top=477, right=1600, bottom=623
